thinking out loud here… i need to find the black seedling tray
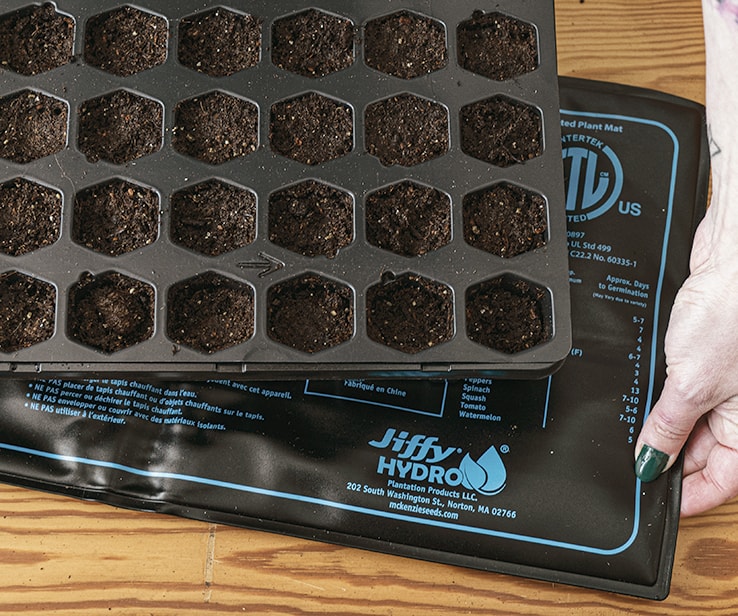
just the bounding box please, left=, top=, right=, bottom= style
left=0, top=0, right=570, bottom=378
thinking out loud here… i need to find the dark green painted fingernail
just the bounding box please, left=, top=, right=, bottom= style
left=635, top=445, right=669, bottom=482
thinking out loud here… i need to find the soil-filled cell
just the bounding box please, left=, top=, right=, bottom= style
left=365, top=94, right=448, bottom=167
left=73, top=179, right=159, bottom=256
left=270, top=92, right=353, bottom=165
left=0, top=177, right=62, bottom=256
left=272, top=9, right=354, bottom=78
left=167, top=272, right=254, bottom=354
left=0, top=90, right=68, bottom=163
left=466, top=275, right=551, bottom=354
left=178, top=8, right=261, bottom=77
left=460, top=95, right=542, bottom=167
left=0, top=271, right=56, bottom=353
left=68, top=271, right=155, bottom=354
left=463, top=182, right=547, bottom=257
left=0, top=3, right=75, bottom=75
left=457, top=11, right=538, bottom=81
left=366, top=272, right=453, bottom=353
left=84, top=5, right=167, bottom=76
left=365, top=181, right=450, bottom=256
left=173, top=91, right=258, bottom=165
left=78, top=89, right=163, bottom=164
left=267, top=273, right=354, bottom=353
left=364, top=10, right=447, bottom=79
left=171, top=179, right=256, bottom=256
left=268, top=180, right=353, bottom=258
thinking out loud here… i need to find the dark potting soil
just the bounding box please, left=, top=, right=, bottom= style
left=457, top=10, right=538, bottom=81
left=365, top=94, right=449, bottom=167
left=0, top=3, right=75, bottom=75
left=173, top=91, right=258, bottom=165
left=166, top=271, right=255, bottom=354
left=271, top=8, right=354, bottom=78
left=0, top=178, right=62, bottom=257
left=78, top=89, right=162, bottom=164
left=463, top=182, right=547, bottom=257
left=267, top=274, right=354, bottom=353
left=73, top=179, right=160, bottom=257
left=465, top=276, right=550, bottom=354
left=84, top=5, right=167, bottom=76
left=171, top=180, right=256, bottom=257
left=270, top=92, right=353, bottom=165
left=365, top=181, right=451, bottom=256
left=366, top=273, right=453, bottom=354
left=68, top=271, right=155, bottom=354
left=0, top=90, right=68, bottom=164
left=268, top=180, right=353, bottom=258
left=178, top=8, right=261, bottom=77
left=0, top=271, right=56, bottom=353
left=460, top=95, right=542, bottom=167
left=364, top=10, right=447, bottom=79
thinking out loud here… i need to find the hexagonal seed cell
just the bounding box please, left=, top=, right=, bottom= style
left=465, top=275, right=551, bottom=354
left=271, top=8, right=354, bottom=78
left=365, top=94, right=448, bottom=167
left=463, top=182, right=547, bottom=257
left=0, top=271, right=56, bottom=353
left=173, top=91, right=258, bottom=165
left=67, top=271, right=155, bottom=354
left=171, top=179, right=256, bottom=257
left=0, top=177, right=62, bottom=256
left=72, top=178, right=159, bottom=256
left=167, top=271, right=254, bottom=354
left=457, top=10, right=538, bottom=81
left=0, top=90, right=68, bottom=163
left=268, top=180, right=353, bottom=258
left=84, top=5, right=167, bottom=76
left=0, top=3, right=74, bottom=75
left=460, top=95, right=542, bottom=167
left=270, top=92, right=353, bottom=165
left=266, top=273, right=354, bottom=353
left=78, top=89, right=163, bottom=164
left=364, top=10, right=447, bottom=79
left=178, top=7, right=261, bottom=77
left=366, top=272, right=453, bottom=354
left=365, top=181, right=450, bottom=256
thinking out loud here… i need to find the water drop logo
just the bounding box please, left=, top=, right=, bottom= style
left=460, top=446, right=507, bottom=496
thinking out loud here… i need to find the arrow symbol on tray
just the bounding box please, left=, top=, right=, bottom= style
left=237, top=252, right=285, bottom=278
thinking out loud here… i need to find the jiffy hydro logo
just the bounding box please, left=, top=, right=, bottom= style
left=368, top=428, right=507, bottom=496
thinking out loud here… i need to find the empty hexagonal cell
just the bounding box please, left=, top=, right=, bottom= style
left=268, top=180, right=353, bottom=258
left=84, top=5, right=167, bottom=76
left=366, top=272, right=453, bottom=354
left=73, top=179, right=159, bottom=256
left=272, top=9, right=354, bottom=78
left=267, top=273, right=354, bottom=353
left=463, top=182, right=547, bottom=258
left=171, top=179, right=256, bottom=257
left=460, top=95, right=542, bottom=167
left=68, top=271, right=155, bottom=354
left=465, top=275, right=551, bottom=354
left=365, top=181, right=450, bottom=256
left=0, top=90, right=68, bottom=163
left=78, top=89, right=163, bottom=164
left=167, top=271, right=254, bottom=354
left=457, top=10, right=538, bottom=81
left=178, top=8, right=261, bottom=77
left=173, top=91, right=258, bottom=165
left=364, top=10, right=447, bottom=79
left=0, top=271, right=56, bottom=353
left=365, top=94, right=448, bottom=167
left=0, top=3, right=74, bottom=75
left=0, top=177, right=61, bottom=256
left=270, top=92, right=353, bottom=165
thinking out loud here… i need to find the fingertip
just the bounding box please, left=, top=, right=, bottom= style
left=635, top=444, right=670, bottom=482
